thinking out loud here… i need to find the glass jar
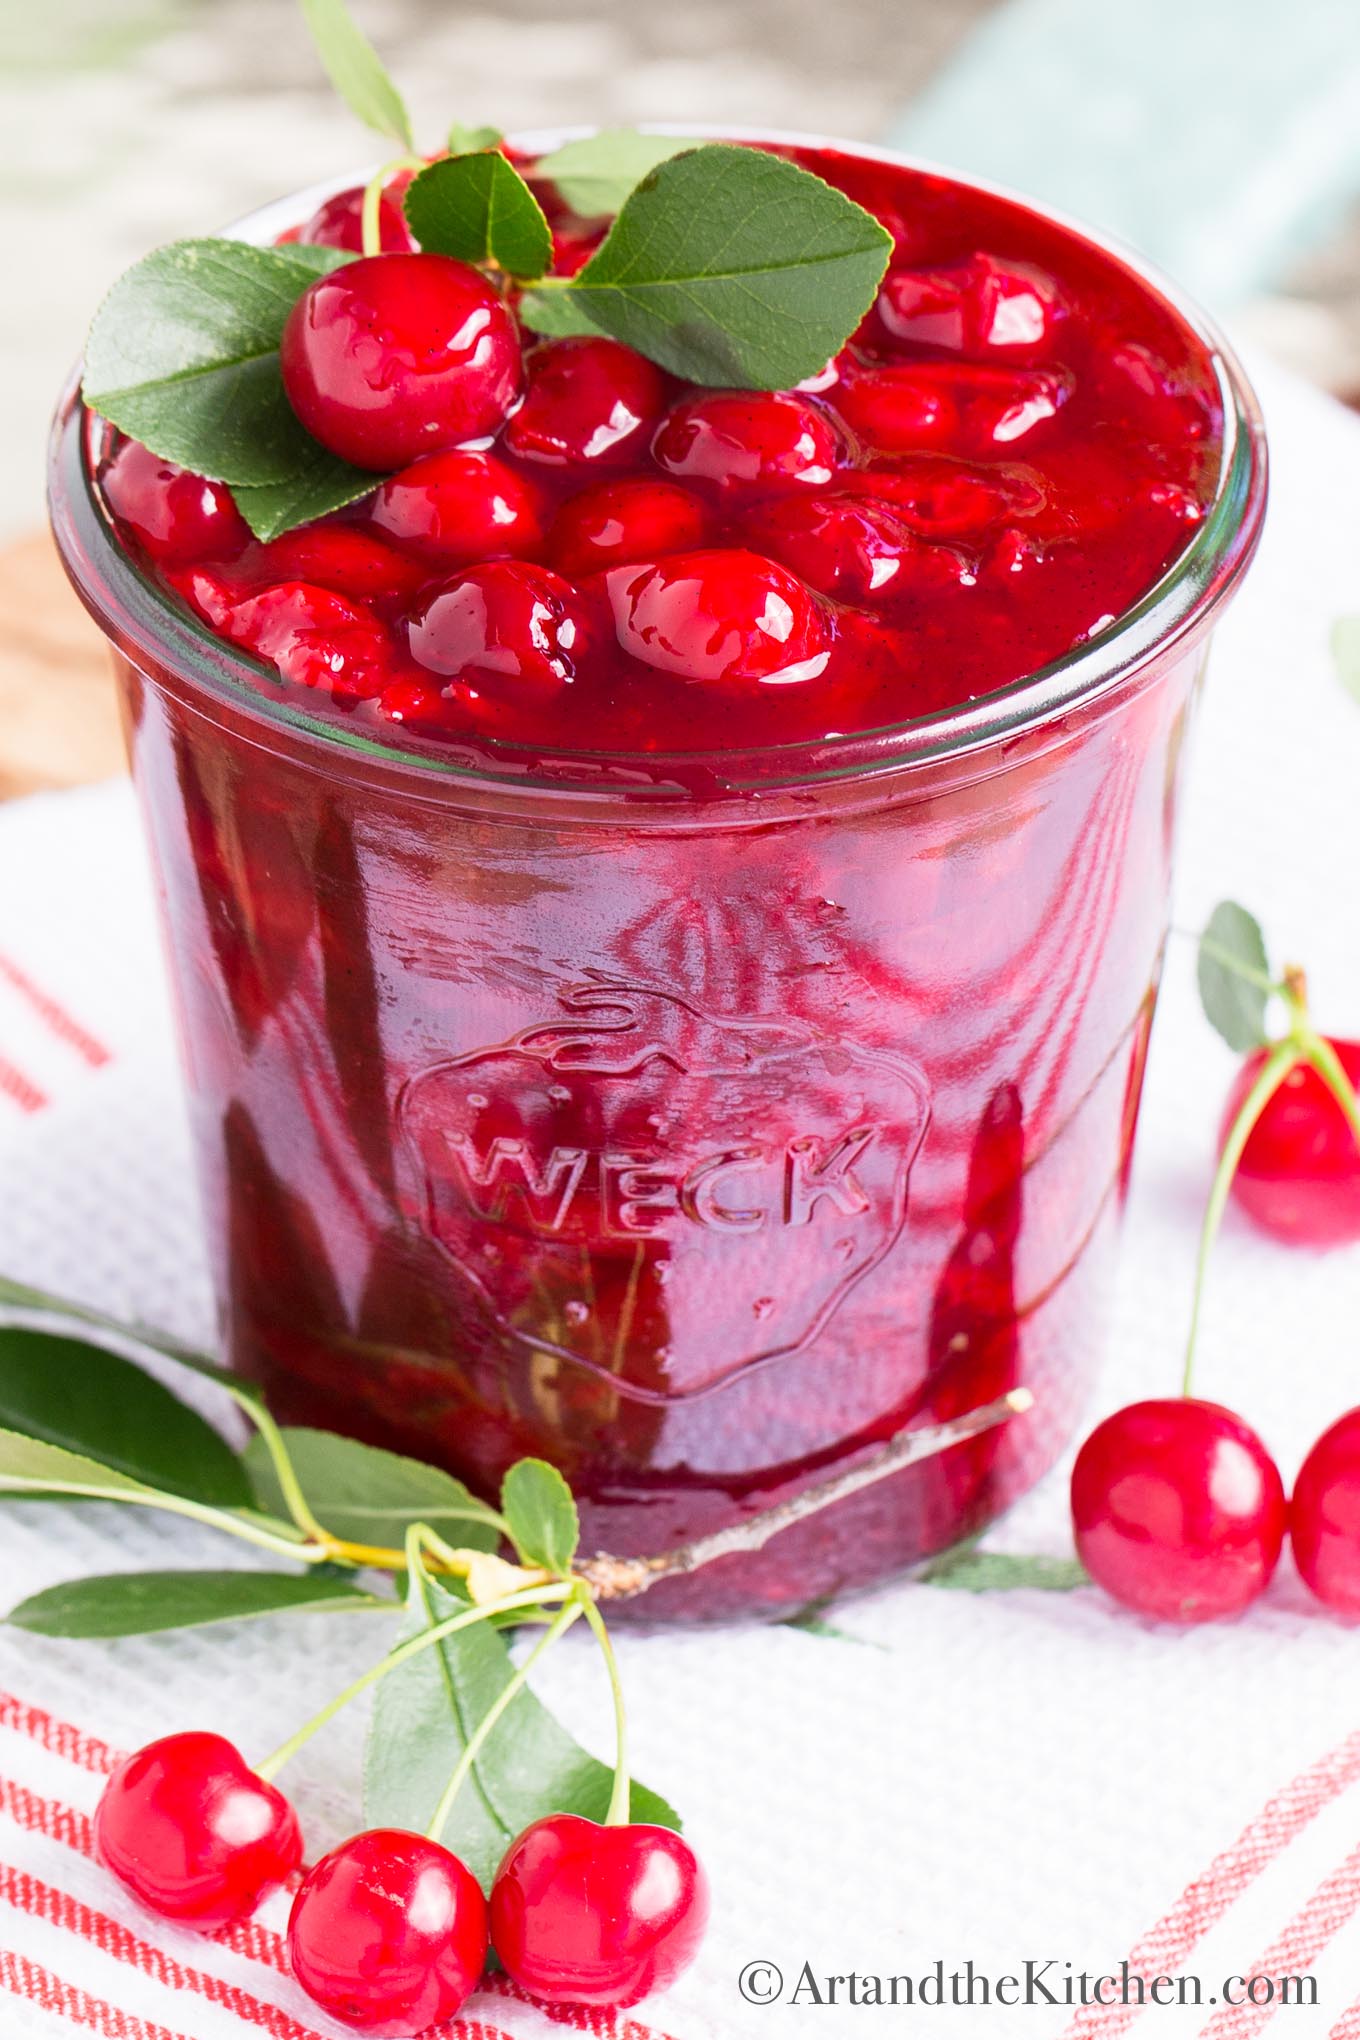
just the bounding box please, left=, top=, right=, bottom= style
left=49, top=136, right=1266, bottom=1619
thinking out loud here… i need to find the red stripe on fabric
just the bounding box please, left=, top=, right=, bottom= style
left=0, top=1053, right=47, bottom=1114
left=0, top=1773, right=553, bottom=2040
left=0, top=1864, right=330, bottom=2040
left=1196, top=1840, right=1360, bottom=2040
left=0, top=1948, right=194, bottom=2040
left=486, top=1972, right=683, bottom=2040
left=0, top=1691, right=119, bottom=1776
left=0, top=1773, right=94, bottom=1853
left=0, top=953, right=112, bottom=1069
left=0, top=1859, right=523, bottom=2040
left=0, top=1690, right=680, bottom=2040
left=1062, top=1730, right=1360, bottom=2040
left=1329, top=1997, right=1360, bottom=2040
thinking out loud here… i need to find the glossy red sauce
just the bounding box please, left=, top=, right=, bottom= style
left=97, top=142, right=1222, bottom=760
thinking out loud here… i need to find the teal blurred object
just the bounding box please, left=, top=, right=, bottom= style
left=884, top=0, right=1360, bottom=305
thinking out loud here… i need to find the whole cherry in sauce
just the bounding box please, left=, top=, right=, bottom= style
left=297, top=176, right=417, bottom=255
left=280, top=253, right=522, bottom=471
left=409, top=559, right=591, bottom=706
left=102, top=440, right=248, bottom=567
left=505, top=337, right=669, bottom=469
left=652, top=390, right=839, bottom=495
left=876, top=252, right=1064, bottom=361
left=606, top=548, right=829, bottom=686
left=372, top=449, right=546, bottom=568
left=743, top=491, right=971, bottom=604
left=546, top=477, right=709, bottom=578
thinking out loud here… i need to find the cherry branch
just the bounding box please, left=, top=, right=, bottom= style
left=577, top=1388, right=1033, bottom=1602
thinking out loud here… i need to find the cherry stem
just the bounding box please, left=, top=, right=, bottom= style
left=0, top=1474, right=323, bottom=1562
left=1301, top=1030, right=1360, bottom=1151
left=577, top=1590, right=631, bottom=1823
left=360, top=155, right=424, bottom=258
left=245, top=1401, right=331, bottom=1547
left=1191, top=934, right=1279, bottom=1000
left=253, top=1580, right=573, bottom=1782
left=577, top=1386, right=1033, bottom=1602
left=426, top=1596, right=585, bottom=1845
left=1181, top=1037, right=1301, bottom=1398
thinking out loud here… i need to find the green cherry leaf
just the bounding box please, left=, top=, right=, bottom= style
left=83, top=239, right=353, bottom=488
left=531, top=128, right=707, bottom=218
left=244, top=1428, right=502, bottom=1553
left=1197, top=899, right=1273, bottom=1053
left=364, top=1574, right=679, bottom=1890
left=300, top=0, right=413, bottom=149
left=229, top=446, right=376, bottom=542
left=8, top=1568, right=383, bottom=1639
left=532, top=143, right=892, bottom=389
left=0, top=1328, right=250, bottom=1508
left=918, top=1548, right=1090, bottom=1593
left=404, top=154, right=552, bottom=280
left=516, top=284, right=608, bottom=339
left=447, top=122, right=503, bottom=154
left=1332, top=616, right=1360, bottom=706
left=500, top=1458, right=579, bottom=1574
left=0, top=1429, right=167, bottom=1504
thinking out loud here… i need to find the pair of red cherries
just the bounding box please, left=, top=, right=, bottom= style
left=93, top=1731, right=708, bottom=2035
left=1072, top=1039, right=1360, bottom=1625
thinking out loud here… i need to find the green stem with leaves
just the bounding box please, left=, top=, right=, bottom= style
left=1183, top=916, right=1360, bottom=1397
left=255, top=1579, right=573, bottom=1782
left=426, top=1595, right=585, bottom=1842
left=1302, top=1031, right=1360, bottom=1150
left=1182, top=1038, right=1301, bottom=1396
left=361, top=155, right=425, bottom=256
left=578, top=1591, right=631, bottom=1823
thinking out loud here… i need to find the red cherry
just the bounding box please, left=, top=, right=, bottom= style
left=490, top=1815, right=709, bottom=2009
left=504, top=338, right=668, bottom=469
left=101, top=440, right=248, bottom=566
left=409, top=560, right=590, bottom=701
left=1070, top=1399, right=1286, bottom=1622
left=249, top=525, right=430, bottom=603
left=288, top=1829, right=487, bottom=2036
left=93, top=1731, right=301, bottom=1930
left=837, top=362, right=1068, bottom=455
left=855, top=456, right=1037, bottom=539
left=547, top=478, right=708, bottom=579
left=831, top=366, right=957, bottom=454
left=651, top=392, right=839, bottom=496
left=188, top=576, right=392, bottom=700
left=376, top=674, right=457, bottom=732
left=877, top=252, right=1063, bottom=360
left=550, top=226, right=603, bottom=277
left=372, top=449, right=545, bottom=567
left=1220, top=1041, right=1360, bottom=1248
left=280, top=253, right=522, bottom=471
left=741, top=492, right=971, bottom=604
left=606, top=548, right=829, bottom=685
left=297, top=177, right=416, bottom=255
left=1292, top=1410, right=1360, bottom=1612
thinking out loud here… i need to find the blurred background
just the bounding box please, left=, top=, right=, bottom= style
left=0, top=0, right=1355, bottom=781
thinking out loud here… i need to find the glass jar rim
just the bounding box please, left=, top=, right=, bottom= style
left=49, top=124, right=1267, bottom=801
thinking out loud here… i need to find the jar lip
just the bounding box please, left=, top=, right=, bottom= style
left=49, top=124, right=1267, bottom=799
